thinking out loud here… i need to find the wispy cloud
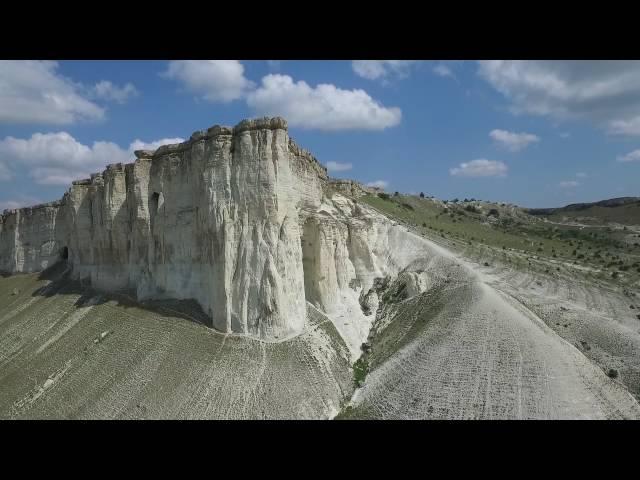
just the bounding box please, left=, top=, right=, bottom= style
left=432, top=63, right=462, bottom=83
left=0, top=195, right=44, bottom=212
left=366, top=180, right=389, bottom=189
left=559, top=180, right=580, bottom=188
left=490, top=129, right=540, bottom=152
left=326, top=161, right=353, bottom=172
left=0, top=162, right=12, bottom=181
left=433, top=64, right=454, bottom=78
left=351, top=61, right=419, bottom=82
left=478, top=60, right=640, bottom=137
left=91, top=80, right=139, bottom=104
left=609, top=116, right=640, bottom=136
left=617, top=149, right=640, bottom=163
left=450, top=159, right=508, bottom=177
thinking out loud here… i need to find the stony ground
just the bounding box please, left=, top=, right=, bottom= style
left=341, top=269, right=640, bottom=419
left=461, top=244, right=640, bottom=403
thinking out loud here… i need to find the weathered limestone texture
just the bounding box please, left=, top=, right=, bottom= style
left=328, top=178, right=381, bottom=198
left=0, top=117, right=417, bottom=350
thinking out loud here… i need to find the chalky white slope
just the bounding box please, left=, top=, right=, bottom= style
left=343, top=223, right=640, bottom=419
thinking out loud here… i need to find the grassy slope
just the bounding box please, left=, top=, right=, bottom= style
left=546, top=202, right=640, bottom=226
left=0, top=270, right=353, bottom=419
left=360, top=194, right=640, bottom=287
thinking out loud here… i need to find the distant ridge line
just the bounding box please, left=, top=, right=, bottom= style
left=527, top=196, right=640, bottom=215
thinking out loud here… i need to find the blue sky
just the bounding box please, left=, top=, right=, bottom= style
left=1, top=60, right=639, bottom=209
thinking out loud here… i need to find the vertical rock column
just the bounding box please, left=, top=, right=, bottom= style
left=220, top=119, right=308, bottom=339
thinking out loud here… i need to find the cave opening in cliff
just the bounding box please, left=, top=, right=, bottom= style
left=60, top=246, right=69, bottom=260
left=301, top=217, right=322, bottom=309
left=150, top=192, right=164, bottom=215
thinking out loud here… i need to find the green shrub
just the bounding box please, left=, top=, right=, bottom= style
left=353, top=357, right=369, bottom=387
left=377, top=193, right=390, bottom=200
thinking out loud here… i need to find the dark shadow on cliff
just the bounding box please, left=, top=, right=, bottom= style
left=32, top=260, right=213, bottom=328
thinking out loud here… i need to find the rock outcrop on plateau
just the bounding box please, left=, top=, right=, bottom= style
left=0, top=117, right=418, bottom=354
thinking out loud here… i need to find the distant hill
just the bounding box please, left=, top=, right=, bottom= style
left=527, top=197, right=640, bottom=225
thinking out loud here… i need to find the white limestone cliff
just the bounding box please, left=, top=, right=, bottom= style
left=0, top=117, right=425, bottom=355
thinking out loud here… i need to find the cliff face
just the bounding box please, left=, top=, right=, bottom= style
left=0, top=117, right=416, bottom=351
left=327, top=178, right=381, bottom=198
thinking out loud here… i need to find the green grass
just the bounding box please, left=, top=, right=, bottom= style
left=546, top=202, right=640, bottom=226
left=361, top=193, right=640, bottom=287
left=353, top=356, right=369, bottom=388
left=0, top=272, right=355, bottom=419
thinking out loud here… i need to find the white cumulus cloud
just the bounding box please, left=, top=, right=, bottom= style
left=0, top=132, right=184, bottom=186
left=450, top=159, right=508, bottom=177
left=162, top=60, right=254, bottom=103
left=0, top=60, right=105, bottom=125
left=91, top=80, right=139, bottom=104
left=489, top=129, right=540, bottom=152
left=352, top=61, right=418, bottom=81
left=247, top=74, right=401, bottom=131
left=326, top=161, right=353, bottom=172
left=366, top=180, right=389, bottom=189
left=478, top=60, right=640, bottom=136
left=617, top=149, right=640, bottom=163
